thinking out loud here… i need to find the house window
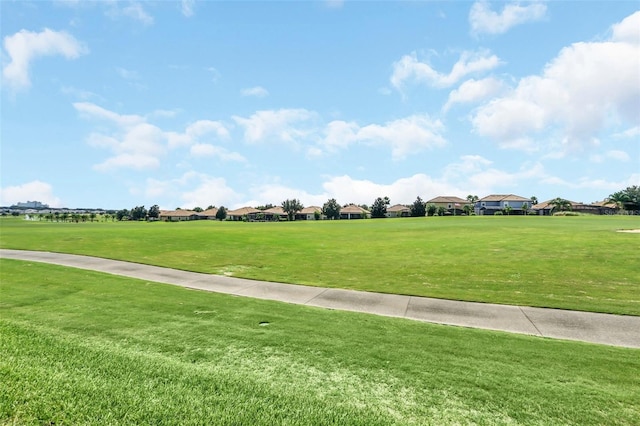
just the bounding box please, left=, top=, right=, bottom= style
left=503, top=201, right=510, bottom=207
left=448, top=203, right=452, bottom=209
left=481, top=202, right=486, bottom=207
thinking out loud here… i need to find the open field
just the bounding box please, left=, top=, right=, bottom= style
left=1, top=215, right=639, bottom=314
left=2, top=259, right=639, bottom=425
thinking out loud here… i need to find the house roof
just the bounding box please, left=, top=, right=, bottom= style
left=263, top=206, right=286, bottom=215
left=198, top=208, right=218, bottom=216
left=426, top=196, right=468, bottom=204
left=227, top=206, right=260, bottom=216
left=299, top=206, right=322, bottom=214
left=479, top=194, right=530, bottom=202
left=341, top=204, right=369, bottom=213
left=387, top=204, right=410, bottom=212
left=159, top=209, right=197, bottom=217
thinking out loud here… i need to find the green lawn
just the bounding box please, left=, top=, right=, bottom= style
left=2, top=259, right=639, bottom=425
left=1, top=215, right=639, bottom=314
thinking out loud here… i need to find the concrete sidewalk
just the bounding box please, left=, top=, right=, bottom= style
left=2, top=249, right=639, bottom=349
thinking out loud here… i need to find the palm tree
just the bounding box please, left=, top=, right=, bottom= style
left=549, top=197, right=572, bottom=213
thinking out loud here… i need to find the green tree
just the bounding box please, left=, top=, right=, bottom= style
left=282, top=199, right=303, bottom=221
left=322, top=198, right=341, bottom=220
left=370, top=196, right=390, bottom=218
left=436, top=206, right=447, bottom=216
left=503, top=205, right=513, bottom=216
left=216, top=206, right=227, bottom=221
left=116, top=209, right=129, bottom=221
left=148, top=205, right=160, bottom=220
left=463, top=204, right=473, bottom=215
left=426, top=203, right=437, bottom=217
left=89, top=213, right=96, bottom=222
left=549, top=197, right=572, bottom=213
left=193, top=207, right=203, bottom=212
left=466, top=195, right=479, bottom=204
left=206, top=205, right=216, bottom=210
left=130, top=206, right=148, bottom=221
left=410, top=196, right=426, bottom=217
left=609, top=186, right=640, bottom=212
left=531, top=196, right=538, bottom=205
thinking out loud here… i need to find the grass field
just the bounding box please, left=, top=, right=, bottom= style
left=2, top=259, right=639, bottom=425
left=1, top=215, right=639, bottom=314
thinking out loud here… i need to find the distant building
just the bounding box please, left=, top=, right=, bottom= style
left=14, top=201, right=49, bottom=209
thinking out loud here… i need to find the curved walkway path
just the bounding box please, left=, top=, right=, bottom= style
left=2, top=249, right=639, bottom=349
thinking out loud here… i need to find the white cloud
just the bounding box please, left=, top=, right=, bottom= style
left=613, top=126, right=640, bottom=139
left=2, top=28, right=87, bottom=91
left=76, top=103, right=233, bottom=171
left=540, top=173, right=640, bottom=192
left=144, top=172, right=242, bottom=209
left=317, top=114, right=446, bottom=160
left=121, top=2, right=154, bottom=26
left=590, top=150, right=631, bottom=163
left=320, top=174, right=455, bottom=206
left=443, top=77, right=505, bottom=112
left=611, top=10, right=640, bottom=44
left=390, top=49, right=501, bottom=91
left=0, top=180, right=63, bottom=207
left=472, top=11, right=640, bottom=152
left=241, top=86, right=269, bottom=97
left=190, top=144, right=246, bottom=162
left=233, top=109, right=318, bottom=145
left=180, top=0, right=195, bottom=17
left=469, top=1, right=547, bottom=35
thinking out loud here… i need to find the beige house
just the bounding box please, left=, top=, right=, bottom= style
left=386, top=204, right=410, bottom=218
left=340, top=204, right=370, bottom=219
left=227, top=206, right=261, bottom=221
left=262, top=206, right=287, bottom=221
left=426, top=196, right=470, bottom=215
left=159, top=210, right=198, bottom=221
left=295, top=206, right=324, bottom=220
left=197, top=207, right=219, bottom=220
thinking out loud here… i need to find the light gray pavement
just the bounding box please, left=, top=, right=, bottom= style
left=2, top=249, right=639, bottom=349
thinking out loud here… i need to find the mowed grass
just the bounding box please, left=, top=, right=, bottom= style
left=1, top=215, right=639, bottom=314
left=2, top=259, right=639, bottom=425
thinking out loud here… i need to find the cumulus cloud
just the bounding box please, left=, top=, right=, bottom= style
left=0, top=180, right=63, bottom=207
left=75, top=103, right=233, bottom=171
left=144, top=172, right=242, bottom=209
left=469, top=1, right=547, bottom=35
left=241, top=86, right=269, bottom=97
left=471, top=11, right=640, bottom=152
left=443, top=77, right=505, bottom=112
left=390, top=49, right=501, bottom=91
left=318, top=114, right=446, bottom=160
left=233, top=109, right=318, bottom=145
left=2, top=28, right=87, bottom=91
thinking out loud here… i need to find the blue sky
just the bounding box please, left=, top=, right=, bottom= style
left=1, top=1, right=638, bottom=210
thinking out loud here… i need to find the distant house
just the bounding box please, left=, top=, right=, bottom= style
left=475, top=194, right=532, bottom=215
left=532, top=200, right=619, bottom=216
left=226, top=206, right=261, bottom=221
left=340, top=204, right=370, bottom=220
left=295, top=206, right=324, bottom=220
left=159, top=210, right=199, bottom=221
left=386, top=204, right=410, bottom=218
left=590, top=200, right=620, bottom=215
left=197, top=207, right=219, bottom=220
left=426, top=196, right=469, bottom=215
left=263, top=206, right=287, bottom=221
